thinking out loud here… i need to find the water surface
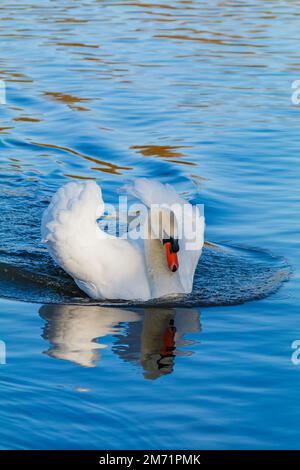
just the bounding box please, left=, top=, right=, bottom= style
left=0, top=0, right=300, bottom=450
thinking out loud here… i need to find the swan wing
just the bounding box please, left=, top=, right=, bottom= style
left=125, top=178, right=183, bottom=207
left=41, top=181, right=151, bottom=300
left=41, top=181, right=105, bottom=298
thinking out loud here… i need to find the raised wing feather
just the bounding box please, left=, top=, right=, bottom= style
left=126, top=179, right=205, bottom=293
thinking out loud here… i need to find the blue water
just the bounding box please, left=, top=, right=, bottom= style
left=0, top=0, right=300, bottom=449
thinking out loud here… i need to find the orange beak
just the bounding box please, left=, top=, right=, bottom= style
left=164, top=241, right=179, bottom=273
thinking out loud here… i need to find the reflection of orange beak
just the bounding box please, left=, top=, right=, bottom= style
left=164, top=242, right=179, bottom=272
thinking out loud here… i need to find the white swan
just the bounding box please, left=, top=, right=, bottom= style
left=41, top=179, right=204, bottom=301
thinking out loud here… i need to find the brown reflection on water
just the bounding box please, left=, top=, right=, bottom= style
left=13, top=116, right=42, bottom=123
left=64, top=173, right=96, bottom=181
left=31, top=140, right=132, bottom=175
left=6, top=78, right=33, bottom=83
left=154, top=33, right=265, bottom=48
left=168, top=159, right=196, bottom=166
left=131, top=144, right=196, bottom=166
left=131, top=144, right=187, bottom=158
left=43, top=91, right=92, bottom=112
left=0, top=127, right=14, bottom=133
left=155, top=34, right=227, bottom=46
left=56, top=41, right=100, bottom=49
left=55, top=18, right=89, bottom=24
left=112, top=2, right=178, bottom=10
left=0, top=70, right=32, bottom=83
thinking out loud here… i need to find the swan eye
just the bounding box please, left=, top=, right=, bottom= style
left=163, top=237, right=179, bottom=253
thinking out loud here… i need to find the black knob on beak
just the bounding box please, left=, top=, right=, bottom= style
left=163, top=237, right=179, bottom=253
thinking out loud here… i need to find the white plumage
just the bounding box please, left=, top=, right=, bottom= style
left=41, top=179, right=204, bottom=301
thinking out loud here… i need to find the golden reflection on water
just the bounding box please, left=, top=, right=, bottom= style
left=0, top=127, right=14, bottom=133
left=131, top=145, right=187, bottom=158
left=112, top=3, right=177, bottom=10
left=168, top=159, right=196, bottom=166
left=13, top=117, right=42, bottom=122
left=31, top=141, right=132, bottom=175
left=155, top=34, right=227, bottom=46
left=55, top=18, right=89, bottom=24
left=63, top=173, right=96, bottom=181
left=56, top=42, right=100, bottom=49
left=43, top=91, right=92, bottom=112
left=0, top=70, right=32, bottom=82
left=130, top=145, right=196, bottom=166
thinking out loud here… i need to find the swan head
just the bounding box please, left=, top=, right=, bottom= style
left=147, top=207, right=180, bottom=273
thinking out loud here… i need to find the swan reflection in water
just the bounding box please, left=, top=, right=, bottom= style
left=39, top=305, right=201, bottom=379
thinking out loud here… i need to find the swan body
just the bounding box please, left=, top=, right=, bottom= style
left=41, top=179, right=204, bottom=301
